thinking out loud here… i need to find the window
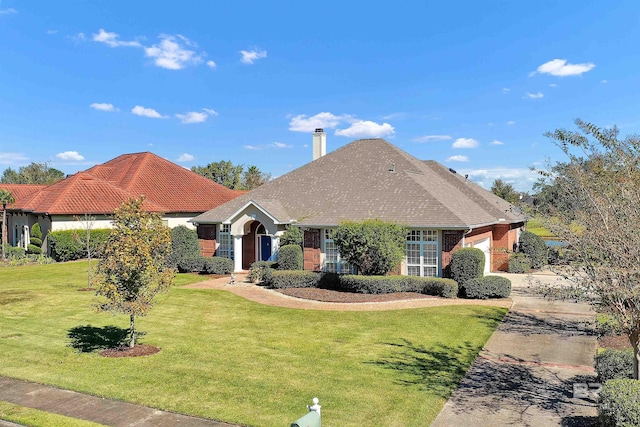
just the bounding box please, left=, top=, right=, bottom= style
left=217, top=224, right=233, bottom=259
left=323, top=229, right=357, bottom=274
left=406, top=230, right=438, bottom=277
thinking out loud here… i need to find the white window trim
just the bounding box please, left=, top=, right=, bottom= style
left=406, top=229, right=440, bottom=277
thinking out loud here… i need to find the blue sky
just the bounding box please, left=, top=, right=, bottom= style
left=1, top=1, right=638, bottom=192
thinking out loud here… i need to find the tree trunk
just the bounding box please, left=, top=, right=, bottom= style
left=129, top=314, right=136, bottom=348
left=632, top=332, right=640, bottom=380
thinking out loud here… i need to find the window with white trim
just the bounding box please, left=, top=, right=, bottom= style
left=324, top=229, right=357, bottom=274
left=406, top=230, right=438, bottom=277
left=217, top=224, right=233, bottom=259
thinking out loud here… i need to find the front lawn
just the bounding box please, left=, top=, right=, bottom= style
left=0, top=262, right=506, bottom=426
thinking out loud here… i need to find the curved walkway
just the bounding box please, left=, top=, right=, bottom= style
left=183, top=274, right=513, bottom=311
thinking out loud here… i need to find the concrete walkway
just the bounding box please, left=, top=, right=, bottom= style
left=432, top=272, right=598, bottom=427
left=0, top=376, right=237, bottom=427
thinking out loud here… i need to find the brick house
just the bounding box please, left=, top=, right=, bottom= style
left=0, top=152, right=243, bottom=254
left=192, top=131, right=525, bottom=275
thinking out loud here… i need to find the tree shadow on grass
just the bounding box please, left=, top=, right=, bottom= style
left=67, top=325, right=132, bottom=353
left=366, top=339, right=480, bottom=399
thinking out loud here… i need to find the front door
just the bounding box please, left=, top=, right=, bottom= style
left=260, top=235, right=272, bottom=261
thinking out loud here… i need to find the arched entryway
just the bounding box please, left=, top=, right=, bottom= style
left=241, top=221, right=273, bottom=269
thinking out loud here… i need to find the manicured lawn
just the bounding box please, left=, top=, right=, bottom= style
left=0, top=401, right=105, bottom=427
left=0, top=262, right=506, bottom=426
left=526, top=217, right=555, bottom=238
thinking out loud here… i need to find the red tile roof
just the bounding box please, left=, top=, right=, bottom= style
left=0, top=184, right=46, bottom=208
left=5, top=152, right=243, bottom=215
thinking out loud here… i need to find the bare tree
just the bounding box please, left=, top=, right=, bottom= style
left=539, top=119, right=640, bottom=379
left=73, top=214, right=98, bottom=289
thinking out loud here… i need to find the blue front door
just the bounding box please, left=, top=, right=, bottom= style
left=260, top=236, right=272, bottom=261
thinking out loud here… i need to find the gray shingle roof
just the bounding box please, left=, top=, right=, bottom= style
left=192, top=138, right=525, bottom=228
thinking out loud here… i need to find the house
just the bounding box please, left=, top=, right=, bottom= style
left=0, top=152, right=244, bottom=254
left=191, top=130, right=526, bottom=275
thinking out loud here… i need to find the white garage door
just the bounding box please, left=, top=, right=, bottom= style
left=474, top=237, right=491, bottom=274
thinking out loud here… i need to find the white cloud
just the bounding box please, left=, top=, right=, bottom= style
left=507, top=120, right=516, bottom=125
left=335, top=120, right=395, bottom=138
left=202, top=108, right=218, bottom=116
left=206, top=60, right=217, bottom=69
left=271, top=142, right=292, bottom=148
left=447, top=155, right=469, bottom=162
left=0, top=152, right=28, bottom=164
left=413, top=135, right=452, bottom=143
left=525, top=92, right=544, bottom=99
left=490, top=140, right=504, bottom=145
left=46, top=30, right=58, bottom=35
left=289, top=112, right=344, bottom=132
left=452, top=138, right=479, bottom=149
left=240, top=48, right=267, bottom=64
left=131, top=105, right=166, bottom=118
left=532, top=58, right=595, bottom=77
left=382, top=112, right=406, bottom=120
left=243, top=145, right=261, bottom=150
left=548, top=83, right=557, bottom=87
left=56, top=151, right=85, bottom=161
left=145, top=34, right=203, bottom=70
left=177, top=153, right=195, bottom=162
left=502, top=88, right=510, bottom=94
left=601, top=79, right=608, bottom=84
left=92, top=29, right=141, bottom=48
left=176, top=109, right=218, bottom=124
left=90, top=102, right=117, bottom=112
left=459, top=167, right=539, bottom=192
left=0, top=8, right=17, bottom=14
left=70, top=33, right=87, bottom=42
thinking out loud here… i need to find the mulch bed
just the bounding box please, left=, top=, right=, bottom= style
left=598, top=335, right=632, bottom=350
left=277, top=287, right=436, bottom=303
left=99, top=344, right=160, bottom=358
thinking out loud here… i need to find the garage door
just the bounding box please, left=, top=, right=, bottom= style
left=474, top=237, right=491, bottom=274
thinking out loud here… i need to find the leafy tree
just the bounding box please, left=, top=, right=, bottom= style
left=279, top=225, right=303, bottom=247
left=191, top=160, right=244, bottom=189
left=0, top=189, right=15, bottom=259
left=332, top=219, right=408, bottom=276
left=92, top=198, right=173, bottom=348
left=491, top=179, right=520, bottom=204
left=539, top=119, right=640, bottom=379
left=1, top=162, right=64, bottom=185
left=243, top=165, right=271, bottom=190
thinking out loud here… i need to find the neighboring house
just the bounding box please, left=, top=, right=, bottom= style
left=0, top=152, right=244, bottom=254
left=192, top=130, right=526, bottom=275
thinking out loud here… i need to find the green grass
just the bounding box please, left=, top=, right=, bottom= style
left=526, top=217, right=555, bottom=238
left=0, top=262, right=506, bottom=426
left=0, top=401, right=105, bottom=427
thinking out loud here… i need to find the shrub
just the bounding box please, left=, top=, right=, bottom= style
left=6, top=246, right=26, bottom=259
left=596, top=314, right=625, bottom=337
left=598, top=378, right=640, bottom=427
left=248, top=261, right=277, bottom=283
left=317, top=272, right=341, bottom=290
left=265, top=270, right=319, bottom=289
left=450, top=248, right=485, bottom=286
left=412, top=277, right=458, bottom=299
left=518, top=230, right=547, bottom=270
left=508, top=253, right=530, bottom=273
left=460, top=276, right=511, bottom=299
left=279, top=226, right=303, bottom=247
left=29, top=237, right=43, bottom=247
left=337, top=275, right=457, bottom=298
left=177, top=256, right=204, bottom=273
left=48, top=229, right=110, bottom=262
left=277, top=244, right=303, bottom=270
left=202, top=256, right=233, bottom=274
left=167, top=226, right=200, bottom=269
left=26, top=244, right=42, bottom=255
left=4, top=254, right=56, bottom=266
left=31, top=223, right=43, bottom=240
left=595, top=349, right=634, bottom=382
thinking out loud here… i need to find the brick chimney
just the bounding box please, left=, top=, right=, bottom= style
left=313, top=128, right=326, bottom=161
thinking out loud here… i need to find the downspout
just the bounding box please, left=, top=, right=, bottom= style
left=461, top=227, right=472, bottom=247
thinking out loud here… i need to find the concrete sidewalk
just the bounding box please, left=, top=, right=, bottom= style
left=432, top=272, right=598, bottom=427
left=0, top=376, right=237, bottom=427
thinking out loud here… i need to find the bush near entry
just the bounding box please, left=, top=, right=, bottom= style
left=594, top=348, right=634, bottom=382
left=598, top=378, right=640, bottom=427
left=460, top=276, right=511, bottom=299
left=277, top=244, right=303, bottom=270
left=450, top=247, right=485, bottom=286
left=518, top=230, right=547, bottom=270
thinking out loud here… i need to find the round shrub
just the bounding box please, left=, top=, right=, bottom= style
left=508, top=253, right=530, bottom=273
left=598, top=378, right=640, bottom=427
left=450, top=247, right=485, bottom=286
left=277, top=244, right=303, bottom=270
left=177, top=256, right=205, bottom=273
left=460, top=276, right=511, bottom=299
left=248, top=261, right=277, bottom=283
left=202, top=256, right=233, bottom=274
left=29, top=237, right=42, bottom=247
left=26, top=244, right=42, bottom=255
left=266, top=270, right=319, bottom=289
left=167, top=226, right=200, bottom=269
left=518, top=230, right=547, bottom=270
left=31, top=223, right=43, bottom=240
left=595, top=348, right=634, bottom=382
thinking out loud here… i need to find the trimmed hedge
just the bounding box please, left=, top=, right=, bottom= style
left=460, top=276, right=511, bottom=299
left=508, top=253, right=530, bottom=273
left=598, top=378, right=640, bottom=427
left=450, top=247, right=485, bottom=286
left=595, top=348, right=634, bottom=382
left=177, top=256, right=205, bottom=273
left=265, top=270, right=319, bottom=289
left=7, top=246, right=26, bottom=259
left=338, top=275, right=458, bottom=298
left=26, top=244, right=42, bottom=255
left=167, top=226, right=200, bottom=269
left=248, top=261, right=277, bottom=283
left=277, top=244, right=303, bottom=270
left=519, top=230, right=547, bottom=270
left=48, top=229, right=111, bottom=262
left=202, top=256, right=233, bottom=274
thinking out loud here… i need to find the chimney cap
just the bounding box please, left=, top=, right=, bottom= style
left=314, top=128, right=324, bottom=133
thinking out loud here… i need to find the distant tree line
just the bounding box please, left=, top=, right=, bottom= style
left=1, top=162, right=64, bottom=185
left=191, top=160, right=271, bottom=190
